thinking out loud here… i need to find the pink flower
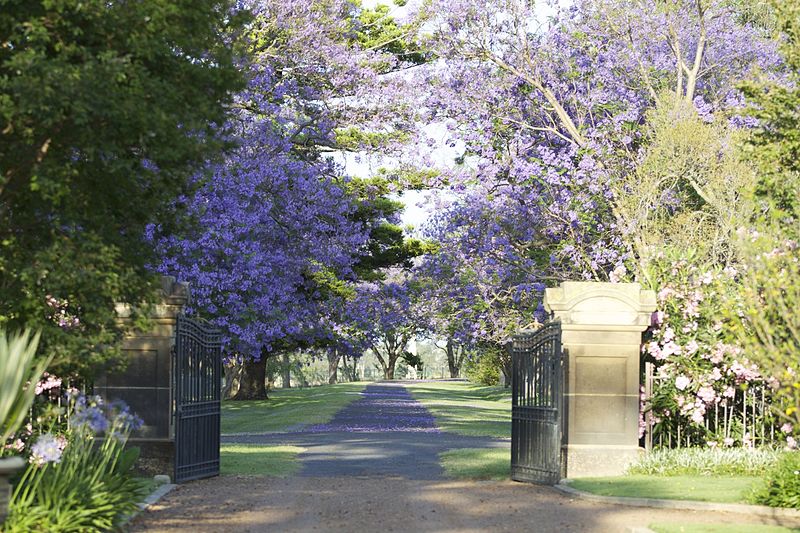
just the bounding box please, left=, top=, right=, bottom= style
left=646, top=341, right=664, bottom=360
left=691, top=407, right=705, bottom=425
left=663, top=327, right=675, bottom=343
left=697, top=386, right=716, bottom=404
left=34, top=373, right=62, bottom=396
left=781, top=423, right=794, bottom=435
left=708, top=367, right=723, bottom=381
left=723, top=386, right=736, bottom=398
left=657, top=287, right=675, bottom=302
left=662, top=341, right=682, bottom=357
left=675, top=376, right=691, bottom=391
left=700, top=272, right=713, bottom=285
left=787, top=436, right=798, bottom=450
left=684, top=340, right=699, bottom=355
left=724, top=437, right=734, bottom=446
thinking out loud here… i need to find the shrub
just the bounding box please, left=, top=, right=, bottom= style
left=750, top=451, right=800, bottom=509
left=464, top=349, right=500, bottom=386
left=628, top=447, right=782, bottom=476
left=3, top=394, right=144, bottom=532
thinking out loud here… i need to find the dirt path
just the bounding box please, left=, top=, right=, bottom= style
left=129, top=476, right=799, bottom=533
left=130, top=383, right=800, bottom=532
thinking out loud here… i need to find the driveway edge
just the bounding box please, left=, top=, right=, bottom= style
left=553, top=482, right=800, bottom=520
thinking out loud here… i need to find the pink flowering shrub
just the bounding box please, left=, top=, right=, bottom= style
left=642, top=255, right=781, bottom=447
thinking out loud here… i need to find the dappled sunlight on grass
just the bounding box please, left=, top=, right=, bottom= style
left=440, top=448, right=510, bottom=480
left=220, top=444, right=304, bottom=476
left=405, top=381, right=511, bottom=438
left=221, top=382, right=367, bottom=434
left=570, top=475, right=761, bottom=504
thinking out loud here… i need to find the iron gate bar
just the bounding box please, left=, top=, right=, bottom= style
left=511, top=320, right=564, bottom=485
left=174, top=314, right=222, bottom=483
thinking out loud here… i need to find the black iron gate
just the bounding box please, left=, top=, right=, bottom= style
left=511, top=320, right=564, bottom=485
left=174, top=314, right=222, bottom=483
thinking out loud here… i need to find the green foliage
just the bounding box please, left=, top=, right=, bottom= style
left=740, top=0, right=800, bottom=231
left=726, top=2, right=800, bottom=437
left=4, top=430, right=143, bottom=531
left=352, top=0, right=429, bottom=72
left=0, top=329, right=49, bottom=449
left=220, top=444, right=303, bottom=477
left=616, top=95, right=755, bottom=282
left=751, top=451, right=800, bottom=509
left=334, top=127, right=411, bottom=151
left=628, top=448, right=782, bottom=477
left=0, top=0, right=244, bottom=378
left=343, top=176, right=433, bottom=281
left=726, top=238, right=800, bottom=433
left=464, top=349, right=501, bottom=386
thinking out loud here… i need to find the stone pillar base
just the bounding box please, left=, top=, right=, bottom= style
left=129, top=439, right=175, bottom=477
left=564, top=444, right=643, bottom=478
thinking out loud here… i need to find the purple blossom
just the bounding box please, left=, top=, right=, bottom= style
left=29, top=434, right=66, bottom=466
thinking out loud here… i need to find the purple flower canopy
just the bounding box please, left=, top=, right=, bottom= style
left=302, top=385, right=440, bottom=433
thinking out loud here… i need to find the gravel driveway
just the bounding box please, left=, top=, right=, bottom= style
left=130, top=383, right=798, bottom=532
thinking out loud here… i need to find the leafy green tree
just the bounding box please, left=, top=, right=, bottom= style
left=0, top=0, right=244, bottom=378
left=730, top=0, right=800, bottom=437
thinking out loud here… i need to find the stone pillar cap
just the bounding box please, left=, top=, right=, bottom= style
left=544, top=281, right=656, bottom=329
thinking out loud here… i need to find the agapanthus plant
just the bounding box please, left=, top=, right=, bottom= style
left=4, top=393, right=144, bottom=532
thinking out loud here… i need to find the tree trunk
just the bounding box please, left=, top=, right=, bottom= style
left=282, top=352, right=291, bottom=388
left=446, top=338, right=461, bottom=378
left=232, top=357, right=268, bottom=400
left=342, top=355, right=358, bottom=382
left=500, top=343, right=513, bottom=388
left=223, top=360, right=244, bottom=400
left=327, top=349, right=340, bottom=384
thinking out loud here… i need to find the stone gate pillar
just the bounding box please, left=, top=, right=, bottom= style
left=95, top=276, right=189, bottom=476
left=544, top=282, right=656, bottom=478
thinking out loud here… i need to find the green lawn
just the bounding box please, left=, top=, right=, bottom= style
left=220, top=444, right=304, bottom=476
left=221, top=382, right=367, bottom=434
left=650, top=524, right=799, bottom=533
left=405, top=381, right=512, bottom=437
left=440, top=448, right=510, bottom=480
left=570, top=475, right=761, bottom=504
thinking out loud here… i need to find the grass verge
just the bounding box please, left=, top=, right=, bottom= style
left=570, top=475, right=760, bottom=504
left=405, top=381, right=511, bottom=437
left=222, top=382, right=367, bottom=434
left=220, top=444, right=304, bottom=477
left=440, top=448, right=510, bottom=480
left=649, top=523, right=799, bottom=533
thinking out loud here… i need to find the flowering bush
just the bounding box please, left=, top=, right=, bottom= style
left=725, top=237, right=800, bottom=449
left=3, top=393, right=144, bottom=532
left=642, top=254, right=782, bottom=448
